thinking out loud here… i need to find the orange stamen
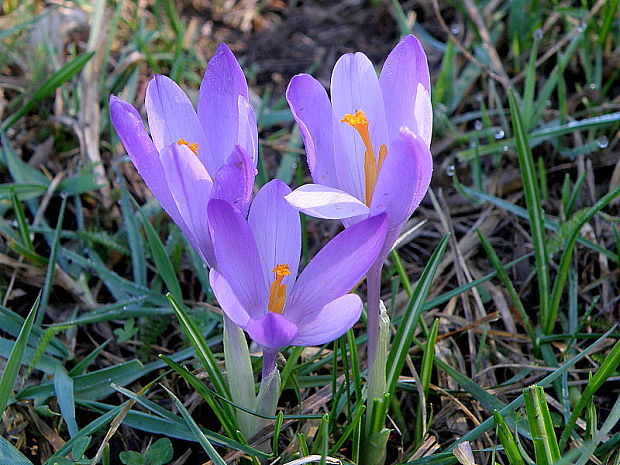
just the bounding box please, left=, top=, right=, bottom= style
left=341, top=110, right=388, bottom=206
left=176, top=138, right=199, bottom=156
left=267, top=264, right=290, bottom=314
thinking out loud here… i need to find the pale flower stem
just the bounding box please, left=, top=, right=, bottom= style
left=223, top=316, right=257, bottom=439
left=262, top=347, right=279, bottom=380
left=366, top=262, right=383, bottom=370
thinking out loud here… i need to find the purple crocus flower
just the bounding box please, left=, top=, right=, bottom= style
left=208, top=179, right=387, bottom=372
left=284, top=34, right=433, bottom=248
left=109, top=44, right=257, bottom=267
left=284, top=35, right=433, bottom=366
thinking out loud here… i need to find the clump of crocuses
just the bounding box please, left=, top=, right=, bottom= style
left=110, top=35, right=433, bottom=461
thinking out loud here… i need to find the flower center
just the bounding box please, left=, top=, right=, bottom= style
left=341, top=110, right=387, bottom=206
left=176, top=138, right=199, bottom=156
left=267, top=264, right=291, bottom=314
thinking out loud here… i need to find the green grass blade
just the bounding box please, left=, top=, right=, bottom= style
left=163, top=387, right=228, bottom=465
left=415, top=318, right=439, bottom=444
left=37, top=195, right=67, bottom=326
left=508, top=89, right=550, bottom=333
left=386, top=234, right=449, bottom=397
left=138, top=205, right=183, bottom=301
left=531, top=32, right=583, bottom=123
left=68, top=340, right=110, bottom=376
left=546, top=183, right=620, bottom=334
left=158, top=355, right=238, bottom=438
left=477, top=229, right=535, bottom=341
left=120, top=186, right=147, bottom=287
left=166, top=294, right=233, bottom=403
left=460, top=185, right=616, bottom=261
left=599, top=0, right=620, bottom=45
left=447, top=326, right=616, bottom=450
left=1, top=52, right=95, bottom=131
left=575, top=395, right=620, bottom=465
left=53, top=365, right=78, bottom=438
left=43, top=404, right=125, bottom=464
left=10, top=191, right=35, bottom=252
left=433, top=39, right=456, bottom=108
left=457, top=111, right=620, bottom=161
left=0, top=294, right=40, bottom=413
left=522, top=35, right=540, bottom=127
left=493, top=410, right=525, bottom=465
left=0, top=437, right=34, bottom=465
left=559, top=338, right=620, bottom=449
left=523, top=386, right=560, bottom=465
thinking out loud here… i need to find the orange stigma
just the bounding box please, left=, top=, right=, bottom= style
left=176, top=138, right=199, bottom=156
left=267, top=264, right=290, bottom=314
left=341, top=110, right=387, bottom=206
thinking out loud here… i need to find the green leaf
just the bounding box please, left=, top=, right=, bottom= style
left=508, top=89, right=550, bottom=333
left=137, top=205, right=182, bottom=301
left=17, top=360, right=144, bottom=402
left=386, top=234, right=449, bottom=396
left=223, top=318, right=257, bottom=438
left=0, top=436, right=34, bottom=465
left=166, top=294, right=232, bottom=402
left=43, top=403, right=124, bottom=465
left=1, top=52, right=95, bottom=131
left=523, top=386, right=560, bottom=465
left=546, top=183, right=620, bottom=334
left=459, top=185, right=616, bottom=261
left=11, top=191, right=35, bottom=252
left=145, top=438, right=173, bottom=465
left=163, top=387, right=227, bottom=465
left=119, top=451, right=145, bottom=465
left=494, top=410, right=525, bottom=465
left=37, top=195, right=67, bottom=326
left=158, top=355, right=238, bottom=438
left=448, top=326, right=616, bottom=450
left=559, top=338, right=620, bottom=449
left=457, top=111, right=620, bottom=161
left=477, top=229, right=535, bottom=341
left=0, top=294, right=40, bottom=413
left=53, top=365, right=78, bottom=437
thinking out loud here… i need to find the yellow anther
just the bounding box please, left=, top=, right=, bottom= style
left=341, top=110, right=388, bottom=206
left=176, top=138, right=199, bottom=156
left=341, top=110, right=369, bottom=129
left=268, top=264, right=290, bottom=314
left=272, top=264, right=291, bottom=277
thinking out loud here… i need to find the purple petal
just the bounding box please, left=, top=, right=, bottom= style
left=198, top=43, right=250, bottom=174
left=237, top=96, right=259, bottom=167
left=286, top=74, right=338, bottom=187
left=285, top=184, right=370, bottom=219
left=145, top=75, right=210, bottom=167
left=210, top=269, right=251, bottom=326
left=370, top=129, right=432, bottom=229
left=208, top=199, right=268, bottom=314
left=291, top=294, right=362, bottom=346
left=109, top=95, right=188, bottom=233
left=286, top=214, right=387, bottom=325
left=248, top=179, right=301, bottom=289
left=211, top=145, right=255, bottom=216
left=413, top=85, right=432, bottom=146
left=246, top=313, right=299, bottom=349
left=379, top=35, right=432, bottom=145
left=160, top=143, right=216, bottom=265
left=331, top=52, right=390, bottom=202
